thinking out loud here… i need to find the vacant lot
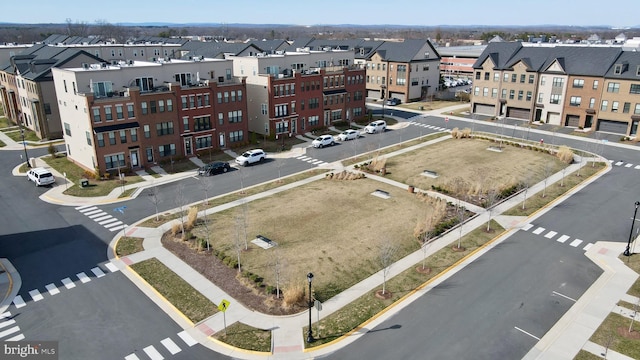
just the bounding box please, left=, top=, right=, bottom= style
left=191, top=177, right=446, bottom=301
left=384, top=138, right=567, bottom=197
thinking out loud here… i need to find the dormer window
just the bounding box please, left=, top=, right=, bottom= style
left=614, top=64, right=622, bottom=75
left=424, top=52, right=429, bottom=58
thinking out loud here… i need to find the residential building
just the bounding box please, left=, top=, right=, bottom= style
left=52, top=58, right=247, bottom=175
left=438, top=45, right=486, bottom=80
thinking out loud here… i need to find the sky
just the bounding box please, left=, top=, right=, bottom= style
left=2, top=0, right=638, bottom=28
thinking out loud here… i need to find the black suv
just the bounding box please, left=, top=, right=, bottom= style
left=198, top=161, right=231, bottom=176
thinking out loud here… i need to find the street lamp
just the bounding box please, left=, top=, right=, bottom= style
left=306, top=272, right=314, bottom=343
left=624, top=201, right=640, bottom=256
left=380, top=84, right=386, bottom=120
left=20, top=120, right=31, bottom=168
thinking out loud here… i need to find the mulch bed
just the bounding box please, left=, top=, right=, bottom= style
left=161, top=233, right=305, bottom=316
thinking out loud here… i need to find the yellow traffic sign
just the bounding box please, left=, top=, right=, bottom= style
left=218, top=299, right=230, bottom=312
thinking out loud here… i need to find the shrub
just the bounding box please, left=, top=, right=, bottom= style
left=370, top=155, right=387, bottom=172
left=170, top=223, right=181, bottom=237
left=283, top=281, right=305, bottom=308
left=48, top=143, right=57, bottom=157
left=185, top=207, right=198, bottom=230
left=461, top=128, right=471, bottom=138
left=451, top=127, right=460, bottom=139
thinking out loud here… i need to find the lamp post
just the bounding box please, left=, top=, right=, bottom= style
left=306, top=272, right=314, bottom=343
left=380, top=84, right=386, bottom=120
left=624, top=201, right=640, bottom=256
left=20, top=121, right=31, bottom=168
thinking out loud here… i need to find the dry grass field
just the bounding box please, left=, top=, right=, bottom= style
left=384, top=138, right=567, bottom=197
left=191, top=177, right=447, bottom=300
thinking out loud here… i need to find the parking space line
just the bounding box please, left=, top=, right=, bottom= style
left=514, top=326, right=540, bottom=340
left=552, top=291, right=577, bottom=302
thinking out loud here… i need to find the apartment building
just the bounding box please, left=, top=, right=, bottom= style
left=230, top=49, right=366, bottom=137
left=470, top=42, right=640, bottom=136
left=51, top=58, right=247, bottom=175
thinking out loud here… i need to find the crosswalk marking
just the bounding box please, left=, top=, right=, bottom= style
left=93, top=215, right=112, bottom=222
left=105, top=262, right=119, bottom=272
left=625, top=163, right=633, bottom=168
left=83, top=209, right=103, bottom=216
left=178, top=331, right=197, bottom=346
left=77, top=272, right=91, bottom=283
left=317, top=162, right=328, bottom=166
left=0, top=326, right=20, bottom=339
left=45, top=283, right=60, bottom=296
left=104, top=221, right=123, bottom=229
left=522, top=223, right=533, bottom=231
left=29, top=289, right=43, bottom=302
left=99, top=218, right=119, bottom=225
left=143, top=345, right=164, bottom=360
left=75, top=205, right=94, bottom=210
left=0, top=319, right=16, bottom=329
left=91, top=267, right=106, bottom=278
left=12, top=295, right=25, bottom=308
left=544, top=231, right=557, bottom=239
left=109, top=224, right=126, bottom=232
left=78, top=206, right=98, bottom=213
left=615, top=161, right=624, bottom=166
left=6, top=333, right=25, bottom=341
left=532, top=227, right=545, bottom=235
left=583, top=243, right=593, bottom=251
left=635, top=165, right=640, bottom=169
left=557, top=235, right=570, bottom=243
left=88, top=212, right=107, bottom=220
left=570, top=239, right=583, bottom=247
left=124, top=354, right=141, bottom=360
left=61, top=277, right=76, bottom=289
left=161, top=338, right=182, bottom=355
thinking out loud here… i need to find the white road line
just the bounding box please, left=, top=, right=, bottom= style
left=583, top=243, right=593, bottom=251
left=143, top=345, right=164, bottom=360
left=556, top=235, right=570, bottom=243
left=88, top=211, right=107, bottom=219
left=522, top=223, right=533, bottom=231
left=0, top=326, right=20, bottom=339
left=6, top=333, right=25, bottom=341
left=514, top=326, right=540, bottom=340
left=544, top=231, right=557, bottom=239
left=61, top=277, right=76, bottom=289
left=615, top=161, right=624, bottom=166
left=124, top=354, right=141, bottom=360
left=296, top=155, right=306, bottom=159
left=532, top=227, right=545, bottom=235
left=0, top=319, right=16, bottom=329
left=105, top=262, right=119, bottom=272
left=608, top=159, right=614, bottom=163
left=77, top=272, right=91, bottom=283
left=12, top=295, right=25, bottom=308
left=91, top=267, right=106, bottom=278
left=625, top=163, right=633, bottom=168
left=306, top=159, right=315, bottom=163
left=92, top=213, right=113, bottom=222
left=161, top=337, right=182, bottom=355
left=317, top=162, right=328, bottom=166
left=109, top=224, right=126, bottom=232
left=75, top=205, right=93, bottom=210
left=83, top=209, right=103, bottom=216
left=178, top=331, right=197, bottom=346
left=103, top=221, right=123, bottom=229
left=45, top=283, right=60, bottom=295
left=298, top=156, right=310, bottom=161
left=635, top=165, right=640, bottom=169
left=78, top=206, right=98, bottom=213
left=98, top=218, right=118, bottom=225
left=312, top=160, right=324, bottom=164
left=552, top=291, right=577, bottom=302
left=570, top=239, right=583, bottom=247
left=0, top=312, right=10, bottom=319
left=29, top=289, right=43, bottom=302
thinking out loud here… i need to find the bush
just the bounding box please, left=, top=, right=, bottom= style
left=185, top=207, right=198, bottom=230
left=283, top=281, right=305, bottom=308
left=170, top=223, right=181, bottom=237
left=556, top=146, right=574, bottom=163
left=48, top=143, right=57, bottom=157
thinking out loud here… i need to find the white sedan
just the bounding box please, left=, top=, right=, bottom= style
left=337, top=129, right=359, bottom=141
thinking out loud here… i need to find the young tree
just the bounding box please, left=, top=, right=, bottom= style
left=234, top=216, right=243, bottom=273
left=276, top=158, right=286, bottom=183
left=378, top=239, right=398, bottom=295
left=420, top=218, right=435, bottom=271
left=174, top=184, right=187, bottom=238
left=520, top=175, right=531, bottom=210
left=147, top=183, right=161, bottom=221
left=272, top=246, right=284, bottom=299
left=484, top=188, right=500, bottom=231
left=200, top=176, right=212, bottom=206
left=541, top=161, right=554, bottom=198
left=456, top=203, right=466, bottom=249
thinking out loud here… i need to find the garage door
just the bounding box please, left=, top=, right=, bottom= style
left=597, top=119, right=628, bottom=134
left=565, top=115, right=580, bottom=127
left=474, top=103, right=495, bottom=116
left=546, top=112, right=561, bottom=125
left=506, top=107, right=530, bottom=120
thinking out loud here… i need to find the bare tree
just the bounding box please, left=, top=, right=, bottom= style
left=456, top=203, right=467, bottom=249
left=239, top=199, right=250, bottom=250
left=272, top=246, right=284, bottom=298
left=520, top=176, right=531, bottom=210
left=378, top=239, right=398, bottom=295
left=174, top=184, right=187, bottom=238
left=420, top=218, right=435, bottom=271
left=276, top=158, right=286, bottom=183
left=237, top=166, right=248, bottom=194
left=541, top=161, right=554, bottom=198
left=202, top=210, right=211, bottom=251
left=147, top=183, right=160, bottom=221
left=200, top=176, right=211, bottom=206
left=65, top=18, right=89, bottom=37
left=234, top=216, right=243, bottom=273
left=484, top=188, right=500, bottom=231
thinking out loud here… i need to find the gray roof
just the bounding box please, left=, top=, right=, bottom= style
left=604, top=50, right=640, bottom=80
left=249, top=39, right=289, bottom=53
left=179, top=41, right=258, bottom=59
left=5, top=44, right=104, bottom=81
left=372, top=39, right=440, bottom=62
left=436, top=45, right=487, bottom=58
left=42, top=34, right=101, bottom=45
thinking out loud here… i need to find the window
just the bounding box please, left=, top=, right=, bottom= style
left=600, top=100, right=608, bottom=111
left=218, top=113, right=224, bottom=125
left=593, top=80, right=599, bottom=90
left=517, top=90, right=523, bottom=100
left=44, top=103, right=51, bottom=115
left=141, top=102, right=148, bottom=115
left=529, top=75, right=535, bottom=84
left=194, top=116, right=211, bottom=131
left=520, top=74, right=526, bottom=83
left=226, top=69, right=232, bottom=81
left=116, top=105, right=124, bottom=119
left=167, top=99, right=173, bottom=111
left=97, top=133, right=104, bottom=147
left=275, top=104, right=288, bottom=117
left=501, top=89, right=507, bottom=99
left=135, top=77, right=154, bottom=92
left=92, top=81, right=113, bottom=97
left=130, top=128, right=137, bottom=142
left=144, top=124, right=150, bottom=138
left=189, top=95, right=195, bottom=108
left=108, top=131, right=116, bottom=145
left=474, top=87, right=480, bottom=96
left=158, top=100, right=165, bottom=112
left=635, top=103, right=640, bottom=115
left=104, top=107, right=113, bottom=121
left=309, top=98, right=320, bottom=109
left=623, top=102, right=631, bottom=113
left=175, top=73, right=192, bottom=86
left=224, top=92, right=229, bottom=103
left=630, top=84, right=640, bottom=94
left=503, top=73, right=509, bottom=82
left=573, top=79, right=584, bottom=88
left=104, top=154, right=125, bottom=170
left=612, top=101, right=619, bottom=112
left=156, top=122, right=174, bottom=136
left=92, top=108, right=101, bottom=122
left=570, top=96, right=582, bottom=106
left=538, top=93, right=544, bottom=103
left=550, top=94, right=561, bottom=104
left=120, top=130, right=127, bottom=143
left=261, top=104, right=268, bottom=115
left=127, top=104, right=134, bottom=118
left=229, top=130, right=244, bottom=142
left=64, top=122, right=71, bottom=136
left=195, top=136, right=212, bottom=149
left=231, top=91, right=236, bottom=102
left=63, top=80, right=67, bottom=92
left=475, top=72, right=481, bottom=80
left=150, top=101, right=157, bottom=113
left=540, top=76, right=546, bottom=86
left=275, top=121, right=288, bottom=133
left=308, top=115, right=319, bottom=126
left=158, top=144, right=176, bottom=157
left=614, top=64, right=622, bottom=75
left=607, top=82, right=620, bottom=93
left=589, top=98, right=595, bottom=109
left=493, top=73, right=500, bottom=82
left=181, top=96, right=188, bottom=109
left=483, top=87, right=489, bottom=97
left=484, top=72, right=490, bottom=81
left=86, top=131, right=92, bottom=146
left=491, top=88, right=498, bottom=98
left=526, top=91, right=532, bottom=101
left=511, top=74, right=517, bottom=82
left=237, top=90, right=243, bottom=101
left=183, top=117, right=189, bottom=132
left=509, top=90, right=515, bottom=99
left=204, top=94, right=210, bottom=106
left=552, top=77, right=564, bottom=87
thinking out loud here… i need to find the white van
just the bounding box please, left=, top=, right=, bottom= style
left=27, top=167, right=55, bottom=186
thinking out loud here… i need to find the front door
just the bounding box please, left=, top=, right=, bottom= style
left=130, top=149, right=139, bottom=167
left=291, top=118, right=297, bottom=135
left=184, top=137, right=192, bottom=156
left=219, top=132, right=225, bottom=148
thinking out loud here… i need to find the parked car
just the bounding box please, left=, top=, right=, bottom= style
left=235, top=149, right=266, bottom=166
left=198, top=161, right=231, bottom=176
left=312, top=134, right=335, bottom=148
left=364, top=120, right=387, bottom=134
left=337, top=129, right=359, bottom=141
left=27, top=167, right=55, bottom=186
left=385, top=98, right=401, bottom=106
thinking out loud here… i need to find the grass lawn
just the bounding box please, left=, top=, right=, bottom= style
left=115, top=237, right=144, bottom=257
left=157, top=157, right=199, bottom=174
left=0, top=116, right=14, bottom=128
left=342, top=133, right=448, bottom=167
left=573, top=350, right=603, bottom=360
left=212, top=322, right=271, bottom=353
left=130, top=258, right=217, bottom=323
left=4, top=128, right=41, bottom=142
left=0, top=140, right=4, bottom=147
left=588, top=312, right=640, bottom=359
